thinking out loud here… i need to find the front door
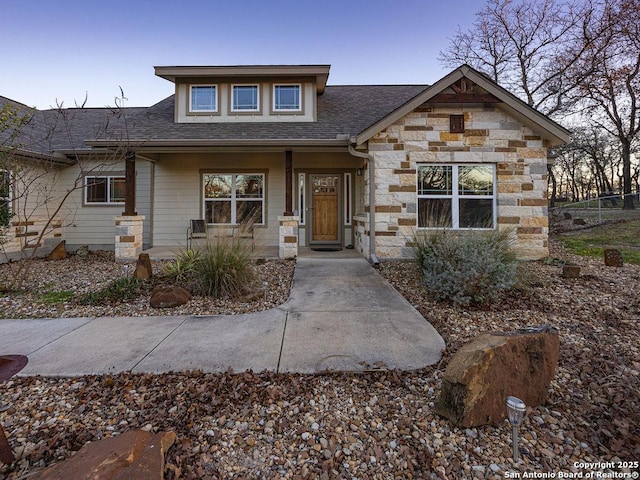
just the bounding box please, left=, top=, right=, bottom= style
left=310, top=174, right=340, bottom=243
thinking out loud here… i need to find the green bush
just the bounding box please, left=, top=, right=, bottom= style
left=163, top=238, right=255, bottom=298
left=80, top=277, right=141, bottom=305
left=413, top=229, right=516, bottom=307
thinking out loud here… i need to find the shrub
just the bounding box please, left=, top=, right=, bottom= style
left=413, top=229, right=516, bottom=306
left=163, top=237, right=255, bottom=298
left=80, top=277, right=141, bottom=305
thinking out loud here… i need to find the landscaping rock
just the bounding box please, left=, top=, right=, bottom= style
left=34, top=429, right=176, bottom=480
left=435, top=326, right=560, bottom=427
left=563, top=212, right=572, bottom=220
left=604, top=248, right=623, bottom=267
left=75, top=245, right=89, bottom=257
left=562, top=264, right=581, bottom=278
left=150, top=286, right=191, bottom=309
left=572, top=218, right=587, bottom=226
left=133, top=253, right=153, bottom=280
left=45, top=241, right=67, bottom=261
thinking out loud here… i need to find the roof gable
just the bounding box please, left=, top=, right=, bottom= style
left=355, top=65, right=571, bottom=147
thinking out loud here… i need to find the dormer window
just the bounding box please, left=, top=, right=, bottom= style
left=232, top=85, right=260, bottom=112
left=273, top=84, right=301, bottom=112
left=190, top=85, right=218, bottom=112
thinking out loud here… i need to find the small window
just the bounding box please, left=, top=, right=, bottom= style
left=232, top=85, right=259, bottom=112
left=274, top=84, right=301, bottom=111
left=190, top=85, right=218, bottom=112
left=85, top=176, right=125, bottom=204
left=450, top=114, right=465, bottom=133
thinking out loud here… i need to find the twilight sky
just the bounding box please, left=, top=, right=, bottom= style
left=1, top=0, right=483, bottom=109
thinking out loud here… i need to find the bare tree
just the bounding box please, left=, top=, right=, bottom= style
left=0, top=94, right=132, bottom=289
left=439, top=0, right=596, bottom=117
left=577, top=0, right=640, bottom=209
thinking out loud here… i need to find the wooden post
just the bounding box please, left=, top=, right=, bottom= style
left=284, top=150, right=293, bottom=216
left=123, top=151, right=137, bottom=216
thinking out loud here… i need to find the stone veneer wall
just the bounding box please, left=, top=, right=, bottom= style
left=2, top=217, right=63, bottom=254
left=366, top=106, right=550, bottom=260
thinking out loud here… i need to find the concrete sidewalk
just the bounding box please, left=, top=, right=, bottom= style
left=0, top=257, right=445, bottom=376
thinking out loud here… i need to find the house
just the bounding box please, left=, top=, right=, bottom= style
left=0, top=64, right=570, bottom=263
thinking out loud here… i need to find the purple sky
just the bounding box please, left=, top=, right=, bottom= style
left=1, top=0, right=483, bottom=109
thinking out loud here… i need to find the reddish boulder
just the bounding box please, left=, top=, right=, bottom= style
left=604, top=248, right=623, bottom=267
left=35, top=430, right=176, bottom=479
left=133, top=253, right=153, bottom=280
left=435, top=326, right=560, bottom=427
left=150, top=286, right=191, bottom=308
left=46, top=240, right=67, bottom=261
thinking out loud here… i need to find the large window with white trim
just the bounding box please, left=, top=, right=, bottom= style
left=417, top=164, right=495, bottom=229
left=203, top=173, right=265, bottom=225
left=85, top=175, right=125, bottom=205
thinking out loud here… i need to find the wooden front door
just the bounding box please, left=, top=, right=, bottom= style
left=311, top=174, right=340, bottom=243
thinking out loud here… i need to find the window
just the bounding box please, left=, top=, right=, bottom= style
left=273, top=84, right=301, bottom=111
left=231, top=85, right=259, bottom=112
left=450, top=114, right=465, bottom=133
left=417, top=164, right=495, bottom=229
left=190, top=85, right=217, bottom=112
left=85, top=176, right=126, bottom=204
left=0, top=170, right=11, bottom=226
left=203, top=173, right=264, bottom=225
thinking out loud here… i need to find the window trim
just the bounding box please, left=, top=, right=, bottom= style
left=202, top=172, right=266, bottom=225
left=0, top=170, right=12, bottom=227
left=272, top=83, right=303, bottom=113
left=416, top=164, right=496, bottom=230
left=188, top=84, right=219, bottom=114
left=230, top=84, right=261, bottom=113
left=84, top=175, right=126, bottom=206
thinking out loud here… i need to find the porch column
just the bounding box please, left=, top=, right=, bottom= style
left=115, top=150, right=144, bottom=262
left=123, top=151, right=137, bottom=216
left=284, top=150, right=293, bottom=215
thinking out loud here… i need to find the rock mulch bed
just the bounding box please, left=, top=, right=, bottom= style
left=1, top=241, right=639, bottom=479
left=0, top=253, right=295, bottom=318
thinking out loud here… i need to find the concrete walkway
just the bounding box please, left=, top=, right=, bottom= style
left=0, top=257, right=445, bottom=376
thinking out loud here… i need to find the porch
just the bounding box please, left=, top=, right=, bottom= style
left=142, top=245, right=364, bottom=261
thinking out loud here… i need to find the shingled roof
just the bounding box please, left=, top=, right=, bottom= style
left=119, top=84, right=429, bottom=145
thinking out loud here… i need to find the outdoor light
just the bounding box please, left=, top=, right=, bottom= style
left=506, top=396, right=526, bottom=462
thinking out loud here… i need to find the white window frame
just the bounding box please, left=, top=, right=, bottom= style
left=231, top=84, right=260, bottom=112
left=273, top=83, right=302, bottom=112
left=84, top=175, right=125, bottom=205
left=203, top=173, right=265, bottom=225
left=189, top=85, right=218, bottom=113
left=416, top=164, right=496, bottom=230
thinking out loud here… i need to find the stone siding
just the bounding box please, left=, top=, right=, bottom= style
left=1, top=217, right=63, bottom=260
left=367, top=106, right=550, bottom=260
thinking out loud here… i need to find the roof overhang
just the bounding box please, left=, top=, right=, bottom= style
left=85, top=137, right=350, bottom=153
left=154, top=65, right=331, bottom=94
left=355, top=64, right=571, bottom=147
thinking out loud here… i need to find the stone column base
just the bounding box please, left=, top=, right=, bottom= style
left=115, top=215, right=145, bottom=262
left=278, top=216, right=299, bottom=259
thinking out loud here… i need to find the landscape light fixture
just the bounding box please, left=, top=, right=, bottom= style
left=506, top=396, right=526, bottom=462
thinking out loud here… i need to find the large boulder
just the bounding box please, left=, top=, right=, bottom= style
left=150, top=286, right=191, bottom=309
left=35, top=430, right=176, bottom=479
left=46, top=240, right=67, bottom=261
left=604, top=248, right=623, bottom=267
left=435, top=326, right=560, bottom=427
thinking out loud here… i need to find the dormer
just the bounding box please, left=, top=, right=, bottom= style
left=154, top=65, right=330, bottom=124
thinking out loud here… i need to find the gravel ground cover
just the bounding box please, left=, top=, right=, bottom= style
left=0, top=240, right=639, bottom=479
